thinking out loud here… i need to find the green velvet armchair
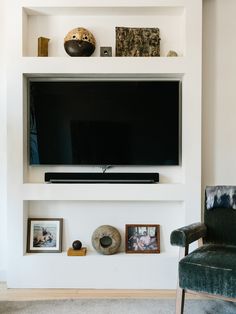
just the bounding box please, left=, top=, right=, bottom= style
left=171, top=186, right=236, bottom=314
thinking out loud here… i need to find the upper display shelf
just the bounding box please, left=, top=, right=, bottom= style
left=22, top=1, right=185, bottom=57
left=17, top=57, right=186, bottom=75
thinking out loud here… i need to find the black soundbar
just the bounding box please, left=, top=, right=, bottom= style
left=45, top=172, right=159, bottom=184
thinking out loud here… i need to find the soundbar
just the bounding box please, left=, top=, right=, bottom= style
left=45, top=172, right=159, bottom=184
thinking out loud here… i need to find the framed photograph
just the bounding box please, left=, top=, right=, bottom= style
left=125, top=224, right=160, bottom=253
left=27, top=218, right=63, bottom=253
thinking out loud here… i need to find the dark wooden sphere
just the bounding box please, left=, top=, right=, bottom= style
left=72, top=240, right=82, bottom=250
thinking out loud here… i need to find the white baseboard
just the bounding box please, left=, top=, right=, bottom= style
left=0, top=270, right=6, bottom=281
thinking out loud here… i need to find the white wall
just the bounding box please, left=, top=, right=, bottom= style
left=202, top=0, right=236, bottom=187
left=0, top=0, right=7, bottom=281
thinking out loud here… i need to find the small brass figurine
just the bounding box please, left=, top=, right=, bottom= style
left=38, top=37, right=50, bottom=57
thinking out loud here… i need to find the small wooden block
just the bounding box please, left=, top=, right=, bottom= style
left=67, top=247, right=87, bottom=256
left=38, top=37, right=50, bottom=57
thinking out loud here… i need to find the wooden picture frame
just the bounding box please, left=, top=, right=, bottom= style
left=27, top=218, right=63, bottom=253
left=125, top=224, right=160, bottom=253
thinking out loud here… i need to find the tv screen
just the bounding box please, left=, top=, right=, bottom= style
left=29, top=80, right=180, bottom=165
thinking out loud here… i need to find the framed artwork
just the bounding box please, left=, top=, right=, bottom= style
left=125, top=224, right=160, bottom=253
left=27, top=218, right=63, bottom=253
left=116, top=27, right=160, bottom=57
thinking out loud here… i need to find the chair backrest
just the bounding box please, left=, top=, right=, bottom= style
left=204, top=186, right=236, bottom=245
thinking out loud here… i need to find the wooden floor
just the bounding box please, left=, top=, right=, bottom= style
left=0, top=282, right=203, bottom=302
left=0, top=284, right=176, bottom=301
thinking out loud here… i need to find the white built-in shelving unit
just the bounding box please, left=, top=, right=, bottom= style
left=7, top=0, right=202, bottom=288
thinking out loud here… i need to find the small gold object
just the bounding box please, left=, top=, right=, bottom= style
left=38, top=37, right=50, bottom=57
left=67, top=247, right=87, bottom=256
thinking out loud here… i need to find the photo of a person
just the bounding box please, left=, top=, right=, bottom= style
left=128, top=232, right=140, bottom=250
left=138, top=231, right=151, bottom=250
left=126, top=225, right=160, bottom=253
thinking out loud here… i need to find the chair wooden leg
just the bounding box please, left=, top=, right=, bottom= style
left=176, top=286, right=185, bottom=314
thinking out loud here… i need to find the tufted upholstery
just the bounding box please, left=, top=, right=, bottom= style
left=204, top=207, right=236, bottom=246
left=179, top=244, right=236, bottom=297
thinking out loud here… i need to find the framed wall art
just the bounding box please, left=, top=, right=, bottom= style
left=125, top=224, right=160, bottom=253
left=27, top=218, right=63, bottom=253
left=115, top=27, right=160, bottom=57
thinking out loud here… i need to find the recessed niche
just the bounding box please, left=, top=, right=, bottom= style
left=22, top=7, right=185, bottom=57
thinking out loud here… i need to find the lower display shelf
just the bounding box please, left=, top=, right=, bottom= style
left=22, top=183, right=185, bottom=201
left=8, top=252, right=179, bottom=288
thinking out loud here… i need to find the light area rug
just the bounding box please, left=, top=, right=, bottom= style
left=0, top=299, right=236, bottom=314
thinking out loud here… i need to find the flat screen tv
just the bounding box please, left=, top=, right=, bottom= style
left=29, top=80, right=181, bottom=166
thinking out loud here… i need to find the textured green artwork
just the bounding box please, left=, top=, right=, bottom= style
left=115, top=27, right=160, bottom=57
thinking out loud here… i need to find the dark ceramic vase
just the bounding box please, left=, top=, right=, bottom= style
left=64, top=27, right=96, bottom=57
left=64, top=40, right=95, bottom=57
left=91, top=225, right=121, bottom=255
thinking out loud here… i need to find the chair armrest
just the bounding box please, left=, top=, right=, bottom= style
left=170, top=222, right=207, bottom=247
